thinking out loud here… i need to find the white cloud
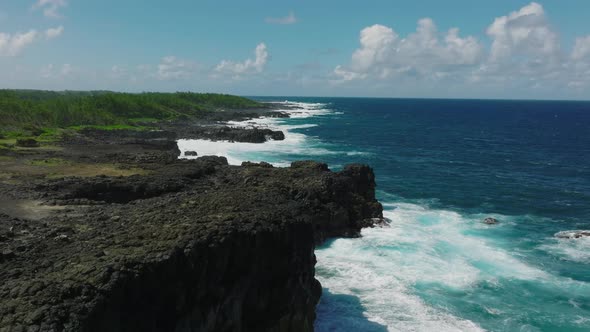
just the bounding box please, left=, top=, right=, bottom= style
left=215, top=43, right=268, bottom=77
left=45, top=26, right=64, bottom=39
left=0, top=25, right=64, bottom=56
left=572, top=36, right=590, bottom=60
left=0, top=30, right=38, bottom=56
left=333, top=2, right=590, bottom=96
left=265, top=11, right=297, bottom=25
left=40, top=63, right=74, bottom=78
left=350, top=24, right=397, bottom=72
left=486, top=2, right=559, bottom=62
left=157, top=56, right=197, bottom=80
left=334, top=19, right=483, bottom=82
left=40, top=64, right=54, bottom=78
left=60, top=63, right=72, bottom=76
left=33, top=0, right=67, bottom=18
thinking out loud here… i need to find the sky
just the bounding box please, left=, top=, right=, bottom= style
left=1, top=0, right=590, bottom=100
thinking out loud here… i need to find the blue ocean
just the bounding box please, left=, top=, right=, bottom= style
left=179, top=98, right=590, bottom=331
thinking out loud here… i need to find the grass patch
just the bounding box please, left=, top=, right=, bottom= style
left=0, top=138, right=17, bottom=147
left=4, top=131, right=27, bottom=138
left=69, top=124, right=154, bottom=131
left=129, top=117, right=160, bottom=123
left=27, top=158, right=72, bottom=167
left=37, top=128, right=70, bottom=142
left=45, top=164, right=150, bottom=178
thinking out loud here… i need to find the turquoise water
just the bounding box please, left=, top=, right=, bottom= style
left=180, top=98, right=590, bottom=331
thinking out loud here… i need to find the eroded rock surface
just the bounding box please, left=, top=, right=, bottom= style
left=0, top=147, right=382, bottom=332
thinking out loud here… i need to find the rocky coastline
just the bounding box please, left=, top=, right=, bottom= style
left=0, top=109, right=383, bottom=331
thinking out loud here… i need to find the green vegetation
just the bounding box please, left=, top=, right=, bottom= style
left=27, top=158, right=72, bottom=167
left=0, top=90, right=263, bottom=133
left=68, top=124, right=154, bottom=131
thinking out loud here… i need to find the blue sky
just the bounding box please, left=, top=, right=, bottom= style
left=1, top=1, right=590, bottom=99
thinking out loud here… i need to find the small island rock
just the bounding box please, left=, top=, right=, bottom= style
left=555, top=230, right=590, bottom=239
left=483, top=217, right=499, bottom=225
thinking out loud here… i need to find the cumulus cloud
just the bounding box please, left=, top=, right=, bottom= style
left=0, top=30, right=38, bottom=56
left=334, top=19, right=483, bottom=82
left=33, top=0, right=67, bottom=18
left=0, top=25, right=64, bottom=56
left=215, top=43, right=268, bottom=77
left=157, top=56, right=198, bottom=80
left=334, top=2, right=590, bottom=95
left=487, top=2, right=559, bottom=62
left=265, top=11, right=297, bottom=25
left=572, top=36, right=590, bottom=61
left=45, top=26, right=64, bottom=39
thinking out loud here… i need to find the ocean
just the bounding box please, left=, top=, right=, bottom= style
left=178, top=98, right=590, bottom=332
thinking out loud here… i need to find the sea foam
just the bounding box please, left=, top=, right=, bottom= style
left=315, top=200, right=590, bottom=331
left=178, top=101, right=335, bottom=166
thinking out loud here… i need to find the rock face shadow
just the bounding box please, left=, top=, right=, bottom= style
left=315, top=288, right=389, bottom=332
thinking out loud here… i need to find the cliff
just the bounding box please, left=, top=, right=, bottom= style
left=0, top=140, right=382, bottom=331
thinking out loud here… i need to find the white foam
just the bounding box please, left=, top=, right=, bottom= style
left=278, top=100, right=333, bottom=118
left=178, top=101, right=336, bottom=166
left=387, top=204, right=553, bottom=282
left=346, top=151, right=373, bottom=156
left=315, top=229, right=485, bottom=331
left=314, top=202, right=572, bottom=332
left=539, top=236, right=590, bottom=263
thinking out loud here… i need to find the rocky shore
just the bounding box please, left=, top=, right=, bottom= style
left=0, top=114, right=383, bottom=331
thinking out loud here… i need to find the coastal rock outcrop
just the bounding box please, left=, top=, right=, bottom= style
left=0, top=154, right=382, bottom=331
left=184, top=151, right=198, bottom=156
left=171, top=126, right=286, bottom=143
left=483, top=217, right=499, bottom=225
left=555, top=230, right=590, bottom=239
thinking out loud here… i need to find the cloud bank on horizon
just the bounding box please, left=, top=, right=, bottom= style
left=1, top=1, right=589, bottom=99
left=333, top=2, right=590, bottom=96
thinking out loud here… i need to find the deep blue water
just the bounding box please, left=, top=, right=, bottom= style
left=254, top=97, right=590, bottom=221
left=183, top=97, right=590, bottom=331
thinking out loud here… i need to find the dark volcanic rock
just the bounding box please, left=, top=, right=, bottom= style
left=291, top=160, right=329, bottom=171
left=0, top=154, right=381, bottom=331
left=555, top=230, right=590, bottom=239
left=170, top=125, right=285, bottom=143
left=184, top=150, right=198, bottom=156
left=241, top=161, right=274, bottom=168
left=483, top=217, right=499, bottom=225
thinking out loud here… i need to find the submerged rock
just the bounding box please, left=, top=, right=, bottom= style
left=362, top=217, right=390, bottom=228
left=483, top=217, right=499, bottom=225
left=555, top=230, right=590, bottom=239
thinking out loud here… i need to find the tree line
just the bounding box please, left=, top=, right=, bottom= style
left=0, top=90, right=263, bottom=130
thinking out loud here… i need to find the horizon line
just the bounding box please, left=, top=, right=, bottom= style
left=1, top=88, right=589, bottom=103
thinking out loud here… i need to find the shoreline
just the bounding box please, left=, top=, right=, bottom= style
left=0, top=100, right=384, bottom=331
left=178, top=100, right=330, bottom=166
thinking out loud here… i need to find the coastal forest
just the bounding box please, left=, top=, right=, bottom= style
left=0, top=90, right=263, bottom=132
